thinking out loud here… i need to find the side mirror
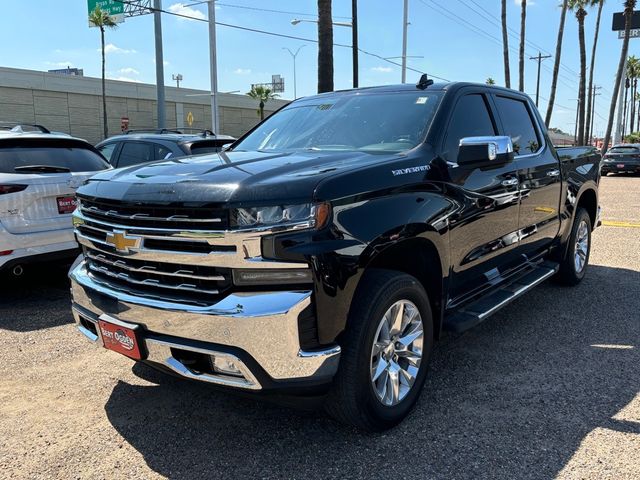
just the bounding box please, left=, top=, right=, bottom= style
left=457, top=136, right=514, bottom=167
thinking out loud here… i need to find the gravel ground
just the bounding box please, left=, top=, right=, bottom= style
left=1, top=176, right=639, bottom=479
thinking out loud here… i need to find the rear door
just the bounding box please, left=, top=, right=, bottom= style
left=0, top=139, right=109, bottom=234
left=442, top=91, right=522, bottom=303
left=492, top=94, right=561, bottom=257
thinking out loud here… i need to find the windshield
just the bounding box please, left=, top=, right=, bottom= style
left=232, top=91, right=442, bottom=154
left=609, top=146, right=639, bottom=154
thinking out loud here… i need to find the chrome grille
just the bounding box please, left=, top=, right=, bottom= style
left=78, top=196, right=229, bottom=230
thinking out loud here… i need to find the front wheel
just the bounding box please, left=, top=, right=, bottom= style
left=325, top=269, right=433, bottom=431
left=556, top=207, right=592, bottom=285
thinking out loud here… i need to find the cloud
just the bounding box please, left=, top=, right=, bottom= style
left=45, top=61, right=75, bottom=68
left=152, top=59, right=170, bottom=66
left=371, top=66, right=393, bottom=73
left=233, top=68, right=251, bottom=75
left=118, top=67, right=140, bottom=75
left=102, top=43, right=137, bottom=55
left=107, top=74, right=142, bottom=83
left=168, top=3, right=206, bottom=20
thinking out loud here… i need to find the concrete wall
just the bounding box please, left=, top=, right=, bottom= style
left=0, top=67, right=288, bottom=145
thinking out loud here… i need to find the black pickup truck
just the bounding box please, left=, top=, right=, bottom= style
left=70, top=78, right=600, bottom=431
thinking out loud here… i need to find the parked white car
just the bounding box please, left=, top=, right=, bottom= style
left=0, top=127, right=110, bottom=276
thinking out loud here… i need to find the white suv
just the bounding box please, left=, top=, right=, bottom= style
left=0, top=128, right=110, bottom=276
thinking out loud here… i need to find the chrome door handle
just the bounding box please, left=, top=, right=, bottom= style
left=501, top=178, right=519, bottom=187
left=546, top=169, right=560, bottom=177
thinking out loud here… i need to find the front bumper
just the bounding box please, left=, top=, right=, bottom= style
left=70, top=262, right=340, bottom=392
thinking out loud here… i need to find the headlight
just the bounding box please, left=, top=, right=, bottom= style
left=233, top=202, right=330, bottom=229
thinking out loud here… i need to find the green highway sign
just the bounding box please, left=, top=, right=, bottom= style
left=88, top=0, right=125, bottom=25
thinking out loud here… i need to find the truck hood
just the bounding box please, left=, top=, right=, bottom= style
left=79, top=150, right=401, bottom=205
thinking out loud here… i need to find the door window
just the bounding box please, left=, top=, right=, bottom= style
left=495, top=96, right=541, bottom=156
left=117, top=142, right=154, bottom=168
left=443, top=94, right=496, bottom=162
left=97, top=143, right=117, bottom=163
left=155, top=144, right=174, bottom=160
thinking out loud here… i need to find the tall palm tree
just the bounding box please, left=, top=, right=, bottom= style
left=584, top=0, right=605, bottom=143
left=246, top=85, right=279, bottom=121
left=89, top=6, right=117, bottom=140
left=317, top=0, right=334, bottom=93
left=603, top=0, right=636, bottom=154
left=626, top=56, right=640, bottom=132
left=568, top=0, right=592, bottom=145
left=545, top=0, right=570, bottom=126
left=519, top=0, right=527, bottom=92
left=622, top=77, right=630, bottom=138
left=501, top=0, right=511, bottom=88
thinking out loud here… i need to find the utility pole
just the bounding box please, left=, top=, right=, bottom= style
left=571, top=98, right=580, bottom=145
left=401, top=0, right=408, bottom=83
left=208, top=0, right=219, bottom=134
left=153, top=0, right=166, bottom=129
left=352, top=0, right=358, bottom=88
left=588, top=85, right=601, bottom=144
left=529, top=51, right=552, bottom=107
left=283, top=46, right=306, bottom=99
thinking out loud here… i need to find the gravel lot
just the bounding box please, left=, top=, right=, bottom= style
left=1, top=176, right=639, bottom=480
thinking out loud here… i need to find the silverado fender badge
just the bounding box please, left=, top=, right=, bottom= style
left=391, top=165, right=430, bottom=176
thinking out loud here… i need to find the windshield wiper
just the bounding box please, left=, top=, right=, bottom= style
left=14, top=165, right=71, bottom=173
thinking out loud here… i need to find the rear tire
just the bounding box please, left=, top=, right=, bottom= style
left=557, top=207, right=592, bottom=285
left=325, top=269, right=433, bottom=431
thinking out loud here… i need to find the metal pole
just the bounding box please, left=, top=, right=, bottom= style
left=574, top=100, right=580, bottom=145
left=589, top=86, right=600, bottom=144
left=352, top=0, right=358, bottom=88
left=153, top=0, right=166, bottom=129
left=401, top=0, right=408, bottom=84
left=208, top=0, right=219, bottom=134
left=293, top=53, right=297, bottom=99
left=614, top=55, right=628, bottom=145
left=529, top=52, right=551, bottom=107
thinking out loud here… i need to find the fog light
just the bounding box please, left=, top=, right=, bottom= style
left=233, top=268, right=313, bottom=286
left=212, top=355, right=243, bottom=377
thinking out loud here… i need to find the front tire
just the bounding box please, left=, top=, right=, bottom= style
left=557, top=207, right=592, bottom=285
left=325, top=269, right=433, bottom=431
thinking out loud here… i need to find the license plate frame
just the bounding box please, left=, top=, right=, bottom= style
left=98, top=315, right=145, bottom=360
left=56, top=195, right=77, bottom=215
left=617, top=164, right=625, bottom=169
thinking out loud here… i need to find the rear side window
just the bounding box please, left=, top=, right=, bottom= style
left=189, top=140, right=234, bottom=155
left=98, top=143, right=118, bottom=163
left=444, top=94, right=496, bottom=162
left=155, top=144, right=174, bottom=160
left=117, top=141, right=154, bottom=168
left=495, top=96, right=541, bottom=155
left=0, top=144, right=109, bottom=173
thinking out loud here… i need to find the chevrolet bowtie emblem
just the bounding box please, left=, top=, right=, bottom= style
left=106, top=230, right=141, bottom=253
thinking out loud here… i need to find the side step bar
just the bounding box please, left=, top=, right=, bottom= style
left=443, top=261, right=559, bottom=333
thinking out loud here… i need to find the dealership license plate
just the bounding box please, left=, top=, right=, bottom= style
left=56, top=195, right=77, bottom=214
left=98, top=317, right=144, bottom=360
left=617, top=164, right=625, bottom=169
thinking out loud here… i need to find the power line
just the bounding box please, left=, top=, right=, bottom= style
left=113, top=0, right=449, bottom=81
left=214, top=2, right=351, bottom=20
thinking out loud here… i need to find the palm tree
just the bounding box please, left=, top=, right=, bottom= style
left=584, top=0, right=605, bottom=142
left=89, top=6, right=117, bottom=140
left=486, top=77, right=496, bottom=85
left=622, top=77, right=630, bottom=138
left=317, top=0, right=334, bottom=93
left=501, top=0, right=511, bottom=88
left=246, top=85, right=279, bottom=121
left=519, top=0, right=527, bottom=92
left=626, top=56, right=640, bottom=132
left=603, top=0, right=636, bottom=154
left=545, top=0, right=570, bottom=126
left=568, top=0, right=592, bottom=145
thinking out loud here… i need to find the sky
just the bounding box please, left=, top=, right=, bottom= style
left=0, top=0, right=635, bottom=135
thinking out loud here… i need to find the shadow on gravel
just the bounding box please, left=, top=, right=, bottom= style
left=104, top=264, right=640, bottom=479
left=0, top=261, right=74, bottom=332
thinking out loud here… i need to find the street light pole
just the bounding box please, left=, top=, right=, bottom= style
left=208, top=0, right=219, bottom=134
left=153, top=0, right=166, bottom=129
left=283, top=45, right=306, bottom=99
left=401, top=0, right=408, bottom=84
left=352, top=0, right=358, bottom=88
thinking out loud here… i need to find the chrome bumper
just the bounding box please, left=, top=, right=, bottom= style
left=70, top=262, right=340, bottom=391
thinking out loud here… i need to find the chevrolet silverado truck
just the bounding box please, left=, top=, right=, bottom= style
left=70, top=78, right=601, bottom=431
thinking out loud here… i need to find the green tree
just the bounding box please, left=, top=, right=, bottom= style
left=486, top=77, right=496, bottom=85
left=518, top=0, right=527, bottom=92
left=501, top=0, right=511, bottom=88
left=88, top=6, right=117, bottom=140
left=603, top=0, right=637, bottom=154
left=545, top=0, right=569, bottom=126
left=626, top=55, right=640, bottom=132
left=584, top=0, right=605, bottom=142
left=317, top=0, right=334, bottom=93
left=246, top=85, right=279, bottom=121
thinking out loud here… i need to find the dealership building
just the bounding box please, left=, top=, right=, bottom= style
left=0, top=66, right=288, bottom=145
